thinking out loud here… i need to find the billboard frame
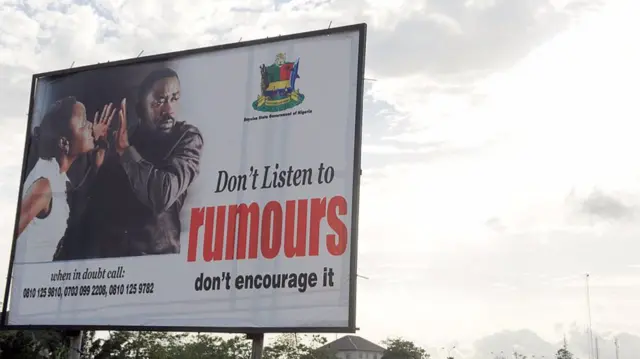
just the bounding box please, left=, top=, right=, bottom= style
left=1, top=23, right=367, bottom=334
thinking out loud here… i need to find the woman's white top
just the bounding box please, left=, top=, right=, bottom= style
left=15, top=159, right=70, bottom=263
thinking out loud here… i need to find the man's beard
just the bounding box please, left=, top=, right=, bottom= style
left=151, top=113, right=175, bottom=133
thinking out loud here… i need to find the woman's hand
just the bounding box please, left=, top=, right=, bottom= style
left=93, top=103, right=116, bottom=142
left=115, top=98, right=129, bottom=156
left=93, top=103, right=116, bottom=169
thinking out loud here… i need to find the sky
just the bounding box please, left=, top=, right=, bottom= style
left=1, top=0, right=639, bottom=358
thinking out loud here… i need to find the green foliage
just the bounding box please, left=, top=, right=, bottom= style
left=167, top=333, right=251, bottom=359
left=83, top=331, right=252, bottom=359
left=381, top=337, right=430, bottom=359
left=0, top=330, right=335, bottom=358
left=263, top=334, right=334, bottom=359
left=0, top=330, right=585, bottom=359
left=555, top=340, right=575, bottom=359
left=0, top=329, right=70, bottom=358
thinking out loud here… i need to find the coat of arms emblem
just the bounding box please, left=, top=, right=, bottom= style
left=252, top=53, right=305, bottom=112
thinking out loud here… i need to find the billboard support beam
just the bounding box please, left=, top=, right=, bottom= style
left=67, top=330, right=82, bottom=359
left=247, top=333, right=265, bottom=359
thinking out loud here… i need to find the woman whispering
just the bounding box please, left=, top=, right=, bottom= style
left=15, top=96, right=117, bottom=262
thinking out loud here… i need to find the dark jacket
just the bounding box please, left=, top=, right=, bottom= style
left=54, top=121, right=203, bottom=260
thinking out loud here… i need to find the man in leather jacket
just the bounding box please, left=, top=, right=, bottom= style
left=54, top=68, right=204, bottom=259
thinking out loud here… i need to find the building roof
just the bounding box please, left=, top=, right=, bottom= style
left=319, top=335, right=386, bottom=353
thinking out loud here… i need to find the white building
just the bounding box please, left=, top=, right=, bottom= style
left=318, top=335, right=386, bottom=359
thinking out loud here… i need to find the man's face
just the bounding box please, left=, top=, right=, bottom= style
left=141, top=76, right=181, bottom=133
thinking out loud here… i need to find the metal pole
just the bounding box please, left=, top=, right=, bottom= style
left=248, top=333, right=265, bottom=359
left=68, top=331, right=83, bottom=359
left=586, top=273, right=594, bottom=359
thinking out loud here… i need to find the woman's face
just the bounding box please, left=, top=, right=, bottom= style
left=68, top=102, right=95, bottom=155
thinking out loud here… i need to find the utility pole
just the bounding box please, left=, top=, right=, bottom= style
left=594, top=336, right=599, bottom=359
left=614, top=337, right=619, bottom=359
left=447, top=345, right=456, bottom=359
left=586, top=273, right=594, bottom=359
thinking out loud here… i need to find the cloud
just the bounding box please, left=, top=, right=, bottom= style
left=576, top=189, right=635, bottom=220
left=365, top=0, right=575, bottom=78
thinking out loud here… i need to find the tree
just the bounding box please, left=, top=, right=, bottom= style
left=167, top=333, right=251, bottom=358
left=263, top=334, right=334, bottom=359
left=381, top=337, right=430, bottom=359
left=0, top=329, right=71, bottom=358
left=0, top=330, right=340, bottom=358
left=80, top=330, right=103, bottom=358
left=555, top=340, right=575, bottom=359
left=86, top=331, right=251, bottom=359
left=90, top=330, right=138, bottom=358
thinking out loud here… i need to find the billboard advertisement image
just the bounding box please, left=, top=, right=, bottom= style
left=3, top=24, right=366, bottom=332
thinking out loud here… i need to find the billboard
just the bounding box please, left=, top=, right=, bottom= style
left=2, top=24, right=366, bottom=333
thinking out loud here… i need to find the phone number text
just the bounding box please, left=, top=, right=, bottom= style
left=21, top=283, right=155, bottom=299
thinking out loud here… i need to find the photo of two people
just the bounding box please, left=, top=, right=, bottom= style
left=15, top=66, right=204, bottom=263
